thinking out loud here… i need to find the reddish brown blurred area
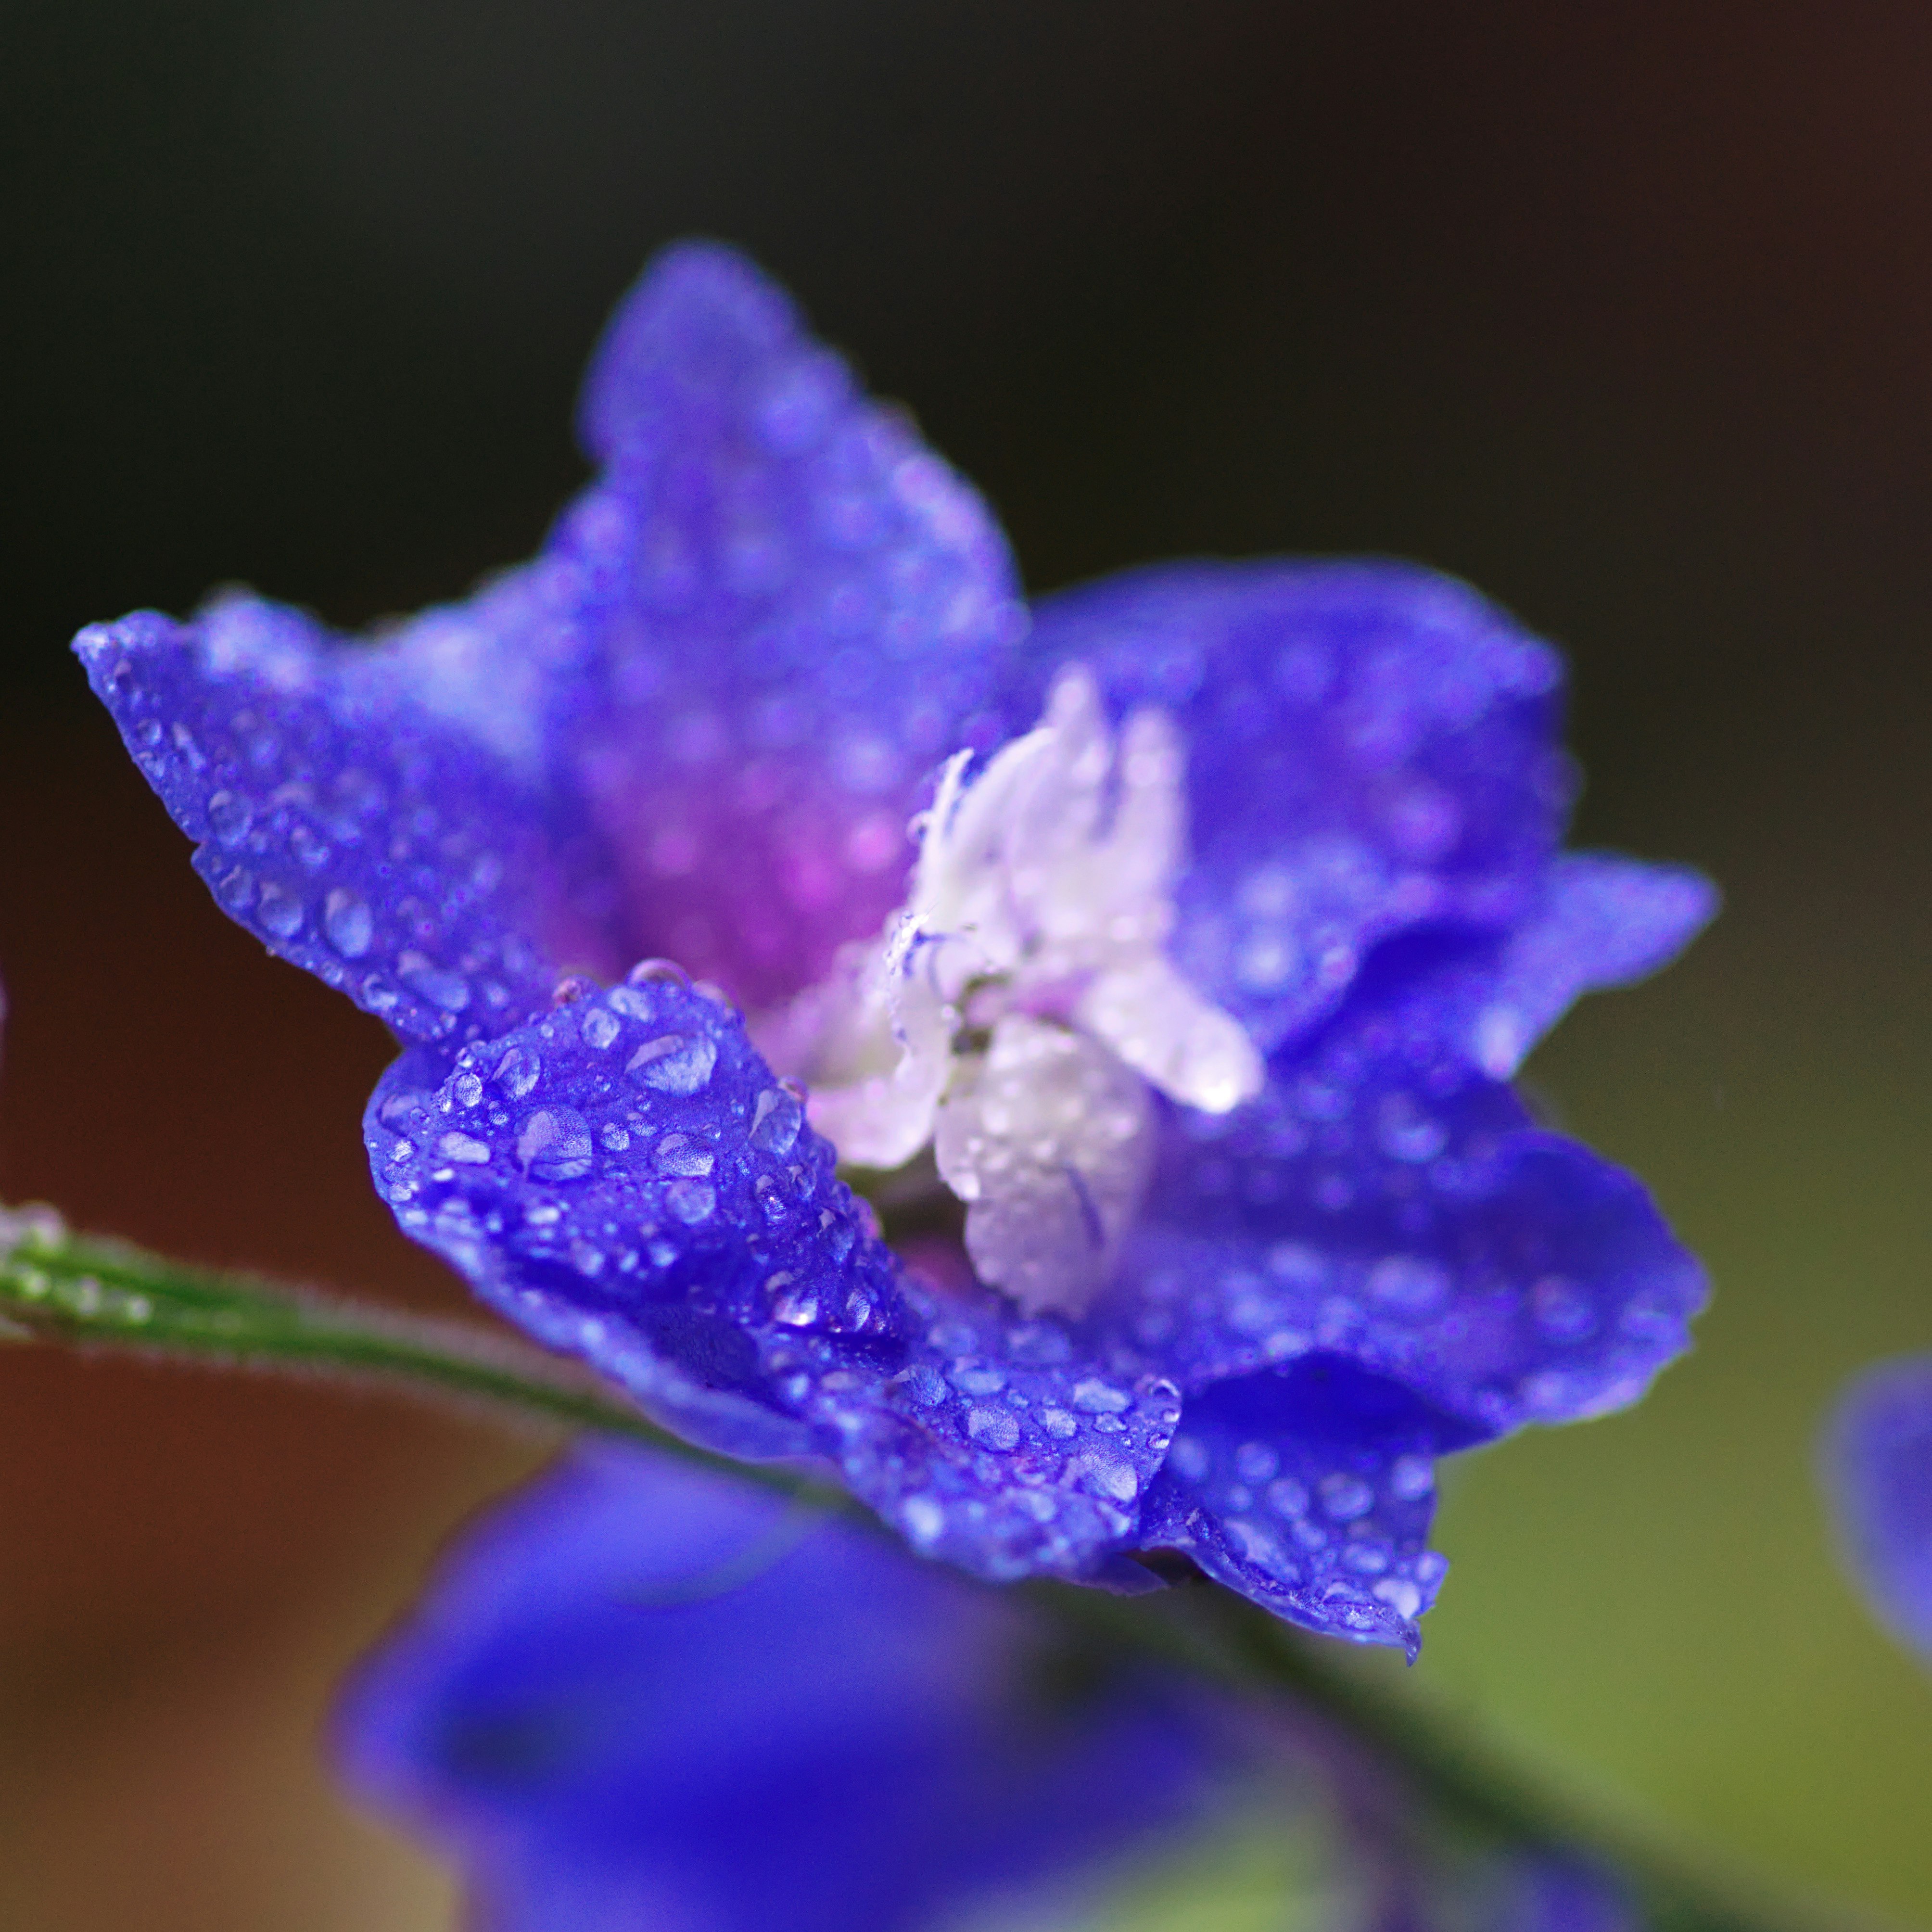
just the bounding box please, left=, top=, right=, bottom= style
left=0, top=715, right=541, bottom=1926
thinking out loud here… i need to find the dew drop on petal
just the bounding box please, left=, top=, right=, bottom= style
left=628, top=1033, right=718, bottom=1094
left=323, top=888, right=373, bottom=959
left=1320, top=1472, right=1375, bottom=1522
left=258, top=882, right=304, bottom=939
left=496, top=1046, right=543, bottom=1099
left=749, top=1085, right=803, bottom=1155
left=966, top=1404, right=1020, bottom=1451
left=207, top=790, right=253, bottom=844
left=515, top=1107, right=593, bottom=1182
left=665, top=1178, right=716, bottom=1223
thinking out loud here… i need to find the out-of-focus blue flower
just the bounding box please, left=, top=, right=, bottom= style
left=76, top=242, right=1713, bottom=1652
left=1824, top=1355, right=1932, bottom=1662
left=337, top=1446, right=1229, bottom=1932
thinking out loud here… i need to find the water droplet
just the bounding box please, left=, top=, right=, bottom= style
left=1234, top=1440, right=1280, bottom=1485
left=1389, top=1454, right=1434, bottom=1502
left=626, top=957, right=690, bottom=988
left=665, top=1177, right=716, bottom=1223
left=628, top=1033, right=717, bottom=1094
left=323, top=888, right=373, bottom=959
left=1166, top=1433, right=1210, bottom=1480
left=749, top=1086, right=803, bottom=1155
left=290, top=822, right=331, bottom=869
left=754, top=1173, right=787, bottom=1222
left=207, top=790, right=253, bottom=844
left=1071, top=1446, right=1139, bottom=1502
left=967, top=1404, right=1020, bottom=1451
left=496, top=1046, right=542, bottom=1099
left=516, top=1107, right=593, bottom=1182
left=1531, top=1274, right=1597, bottom=1342
left=655, top=1131, right=716, bottom=1177
left=1373, top=1577, right=1423, bottom=1620
left=1367, top=1254, right=1449, bottom=1316
left=452, top=1071, right=483, bottom=1109
left=401, top=955, right=471, bottom=1013
left=438, top=1131, right=492, bottom=1165
left=257, top=882, right=304, bottom=938
left=893, top=1363, right=949, bottom=1407
left=770, top=1277, right=820, bottom=1325
left=1267, top=1475, right=1310, bottom=1518
left=1070, top=1377, right=1131, bottom=1414
left=581, top=1007, right=622, bottom=1051
left=216, top=866, right=254, bottom=911
left=949, top=1360, right=1006, bottom=1397
left=1320, top=1472, right=1374, bottom=1521
left=600, top=1122, right=631, bottom=1152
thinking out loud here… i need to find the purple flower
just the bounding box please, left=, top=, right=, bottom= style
left=336, top=1446, right=1227, bottom=1932
left=76, top=242, right=1712, bottom=1653
left=1824, top=1355, right=1932, bottom=1662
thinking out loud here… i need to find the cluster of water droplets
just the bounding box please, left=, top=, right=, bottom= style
left=1161, top=1414, right=1447, bottom=1645
left=76, top=611, right=556, bottom=1050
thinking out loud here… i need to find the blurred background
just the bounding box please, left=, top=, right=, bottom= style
left=4, top=2, right=1931, bottom=1925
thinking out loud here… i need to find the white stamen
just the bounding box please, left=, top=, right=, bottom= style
left=762, top=664, right=1264, bottom=1314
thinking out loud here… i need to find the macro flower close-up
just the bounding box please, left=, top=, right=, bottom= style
left=76, top=244, right=1711, bottom=1657
left=14, top=14, right=1932, bottom=1930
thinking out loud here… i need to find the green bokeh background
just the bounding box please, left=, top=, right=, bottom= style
left=3, top=3, right=1930, bottom=1926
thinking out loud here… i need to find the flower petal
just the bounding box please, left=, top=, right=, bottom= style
left=337, top=1445, right=1226, bottom=1932
left=1825, top=1355, right=1932, bottom=1663
left=550, top=242, right=1027, bottom=1009
left=1016, top=561, right=1574, bottom=1054
left=364, top=970, right=905, bottom=1458
left=1118, top=1006, right=1706, bottom=1436
left=75, top=604, right=580, bottom=1049
left=1144, top=1357, right=1484, bottom=1655
left=1398, top=852, right=1718, bottom=1078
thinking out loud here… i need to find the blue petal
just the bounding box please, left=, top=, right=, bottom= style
left=74, top=605, right=578, bottom=1049
left=1117, top=1003, right=1706, bottom=1437
left=1390, top=853, right=1718, bottom=1078
left=1825, top=1355, right=1932, bottom=1663
left=1015, top=560, right=1575, bottom=1054
left=364, top=969, right=905, bottom=1458
left=336, top=1446, right=1227, bottom=1932
left=547, top=242, right=1026, bottom=1009
left=1143, top=1357, right=1483, bottom=1655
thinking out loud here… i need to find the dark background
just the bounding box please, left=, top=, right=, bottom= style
left=5, top=4, right=1932, bottom=1926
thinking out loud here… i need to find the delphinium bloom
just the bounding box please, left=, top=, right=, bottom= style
left=1824, top=1355, right=1932, bottom=1663
left=338, top=1446, right=1229, bottom=1932
left=76, top=242, right=1713, bottom=1654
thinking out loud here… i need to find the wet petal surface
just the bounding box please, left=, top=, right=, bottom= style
left=1014, top=562, right=1576, bottom=1054
left=1143, top=1357, right=1486, bottom=1655
left=76, top=604, right=578, bottom=1049
left=365, top=969, right=904, bottom=1457
left=1116, top=1002, right=1707, bottom=1436
left=552, top=243, right=1026, bottom=1009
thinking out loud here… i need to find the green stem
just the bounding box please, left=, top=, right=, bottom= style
left=0, top=1207, right=1819, bottom=1932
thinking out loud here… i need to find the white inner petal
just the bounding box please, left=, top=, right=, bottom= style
left=934, top=1016, right=1154, bottom=1319
left=758, top=662, right=1265, bottom=1313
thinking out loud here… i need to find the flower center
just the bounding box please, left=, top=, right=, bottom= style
left=757, top=666, right=1263, bottom=1318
